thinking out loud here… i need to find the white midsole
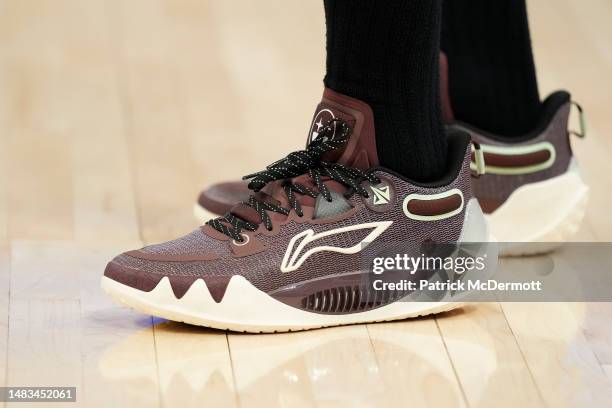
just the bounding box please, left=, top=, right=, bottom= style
left=487, top=159, right=588, bottom=255
left=102, top=275, right=467, bottom=332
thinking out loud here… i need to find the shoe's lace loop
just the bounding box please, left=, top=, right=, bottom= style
left=207, top=119, right=381, bottom=242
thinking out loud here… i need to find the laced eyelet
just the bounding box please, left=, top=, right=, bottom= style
left=208, top=122, right=379, bottom=241
left=232, top=233, right=250, bottom=246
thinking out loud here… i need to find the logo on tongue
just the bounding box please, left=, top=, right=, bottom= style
left=308, top=108, right=337, bottom=145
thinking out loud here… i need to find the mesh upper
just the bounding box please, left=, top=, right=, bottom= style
left=112, top=148, right=473, bottom=293
left=139, top=229, right=227, bottom=256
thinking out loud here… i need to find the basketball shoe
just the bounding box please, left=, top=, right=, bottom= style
left=103, top=89, right=496, bottom=332
left=447, top=94, right=588, bottom=255
left=196, top=58, right=588, bottom=256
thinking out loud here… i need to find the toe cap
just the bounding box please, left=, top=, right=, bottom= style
left=104, top=258, right=164, bottom=292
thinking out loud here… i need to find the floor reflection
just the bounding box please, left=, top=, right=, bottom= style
left=98, top=316, right=482, bottom=407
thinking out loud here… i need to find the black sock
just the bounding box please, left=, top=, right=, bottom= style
left=323, top=0, right=446, bottom=182
left=441, top=0, right=541, bottom=137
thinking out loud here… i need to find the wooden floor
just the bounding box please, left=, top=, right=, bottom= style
left=1, top=0, right=612, bottom=406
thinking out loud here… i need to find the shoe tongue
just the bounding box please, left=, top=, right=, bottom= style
left=305, top=88, right=379, bottom=169
left=227, top=89, right=379, bottom=226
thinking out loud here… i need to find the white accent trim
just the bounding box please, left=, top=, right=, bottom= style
left=402, top=189, right=464, bottom=221
left=309, top=108, right=336, bottom=142
left=370, top=185, right=391, bottom=205
left=470, top=142, right=556, bottom=175
left=232, top=234, right=250, bottom=247
left=280, top=221, right=392, bottom=273
left=472, top=144, right=486, bottom=175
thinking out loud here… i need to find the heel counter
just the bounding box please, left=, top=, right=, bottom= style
left=459, top=198, right=490, bottom=243
left=460, top=140, right=476, bottom=202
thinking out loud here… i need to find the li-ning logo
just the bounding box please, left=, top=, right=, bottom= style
left=370, top=185, right=390, bottom=205
left=309, top=108, right=337, bottom=144
left=280, top=221, right=392, bottom=273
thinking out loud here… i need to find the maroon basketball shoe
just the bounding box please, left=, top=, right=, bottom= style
left=195, top=61, right=588, bottom=257
left=446, top=92, right=588, bottom=255
left=103, top=90, right=496, bottom=332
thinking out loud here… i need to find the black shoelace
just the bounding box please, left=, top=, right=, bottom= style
left=207, top=119, right=380, bottom=242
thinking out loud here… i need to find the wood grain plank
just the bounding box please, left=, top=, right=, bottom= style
left=227, top=330, right=317, bottom=407
left=603, top=365, right=612, bottom=382
left=7, top=242, right=84, bottom=406
left=436, top=304, right=544, bottom=408
left=0, top=0, right=141, bottom=243
left=203, top=0, right=325, bottom=172
left=152, top=323, right=237, bottom=408
left=66, top=0, right=140, bottom=244
left=528, top=0, right=612, bottom=241
left=501, top=302, right=612, bottom=407
left=0, top=33, right=8, bottom=404
left=7, top=241, right=160, bottom=407
left=562, top=229, right=612, bottom=369
left=111, top=0, right=327, bottom=244
left=5, top=298, right=82, bottom=407
left=57, top=0, right=160, bottom=405
left=529, top=0, right=612, bottom=377
left=0, top=247, right=9, bottom=408
left=0, top=54, right=7, bottom=246
left=0, top=0, right=75, bottom=241
left=108, top=0, right=206, bottom=243
left=367, top=320, right=467, bottom=408
left=576, top=303, right=612, bottom=365
left=79, top=242, right=160, bottom=408
left=107, top=3, right=239, bottom=406
left=495, top=231, right=612, bottom=405
left=228, top=326, right=387, bottom=407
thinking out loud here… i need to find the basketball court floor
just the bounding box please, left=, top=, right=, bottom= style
left=1, top=0, right=611, bottom=406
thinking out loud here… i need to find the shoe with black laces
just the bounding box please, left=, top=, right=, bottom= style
left=103, top=89, right=496, bottom=332
left=196, top=56, right=589, bottom=257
